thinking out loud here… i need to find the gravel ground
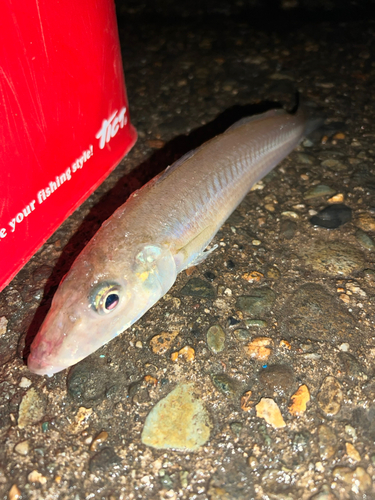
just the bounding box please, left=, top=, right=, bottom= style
left=2, top=2, right=375, bottom=499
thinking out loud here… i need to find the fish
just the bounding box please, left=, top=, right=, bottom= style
left=28, top=106, right=319, bottom=376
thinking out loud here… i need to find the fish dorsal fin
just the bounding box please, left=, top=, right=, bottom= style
left=226, top=108, right=287, bottom=133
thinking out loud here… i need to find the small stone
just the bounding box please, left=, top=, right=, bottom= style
left=355, top=229, right=375, bottom=251
left=180, top=471, right=189, bottom=488
left=321, top=159, right=347, bottom=171
left=67, top=407, right=93, bottom=435
left=8, top=485, right=21, bottom=500
left=211, top=373, right=241, bottom=396
left=281, top=211, right=299, bottom=219
left=230, top=422, right=243, bottom=437
left=245, top=319, right=267, bottom=327
left=19, top=377, right=32, bottom=388
left=14, top=440, right=29, bottom=456
left=28, top=470, right=47, bottom=485
left=241, top=390, right=254, bottom=411
left=317, top=376, right=343, bottom=416
left=333, top=132, right=345, bottom=140
left=356, top=213, right=375, bottom=232
left=180, top=278, right=215, bottom=298
left=246, top=337, right=273, bottom=361
left=206, top=325, right=226, bottom=353
left=339, top=352, right=366, bottom=380
left=340, top=293, right=350, bottom=303
left=252, top=239, right=261, bottom=246
left=0, top=316, right=8, bottom=336
left=135, top=341, right=143, bottom=348
left=259, top=364, right=296, bottom=397
left=289, top=385, right=310, bottom=416
left=300, top=241, right=365, bottom=276
left=310, top=204, right=352, bottom=229
left=332, top=466, right=372, bottom=493
left=236, top=288, right=276, bottom=317
left=310, top=484, right=337, bottom=500
left=90, top=431, right=109, bottom=452
left=318, top=424, right=338, bottom=460
left=296, top=153, right=314, bottom=164
left=144, top=375, right=158, bottom=386
left=18, top=388, right=46, bottom=429
left=141, top=383, right=211, bottom=451
left=150, top=331, right=179, bottom=355
left=267, top=267, right=281, bottom=279
left=242, top=271, right=264, bottom=283
left=234, top=329, right=251, bottom=341
left=304, top=184, right=335, bottom=199
left=345, top=442, right=361, bottom=462
left=256, top=398, right=286, bottom=429
left=328, top=193, right=344, bottom=203
left=279, top=339, right=291, bottom=350
left=264, top=203, right=275, bottom=212
left=171, top=346, right=195, bottom=362
left=280, top=220, right=297, bottom=239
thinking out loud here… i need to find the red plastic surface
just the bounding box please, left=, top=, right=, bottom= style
left=0, top=0, right=137, bottom=292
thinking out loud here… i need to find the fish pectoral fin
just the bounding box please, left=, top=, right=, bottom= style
left=174, top=225, right=217, bottom=272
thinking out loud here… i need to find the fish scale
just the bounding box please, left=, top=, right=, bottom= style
left=28, top=105, right=317, bottom=376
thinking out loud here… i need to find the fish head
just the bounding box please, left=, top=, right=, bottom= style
left=28, top=243, right=177, bottom=376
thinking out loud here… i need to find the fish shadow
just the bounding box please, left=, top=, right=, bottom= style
left=23, top=99, right=287, bottom=362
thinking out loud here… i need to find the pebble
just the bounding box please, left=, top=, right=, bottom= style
left=255, top=398, right=286, bottom=429
left=259, top=364, right=296, bottom=397
left=211, top=373, right=241, bottom=396
left=18, top=377, right=32, bottom=388
left=332, top=466, right=372, bottom=493
left=90, top=431, right=109, bottom=452
left=356, top=213, right=375, bottom=232
left=279, top=219, right=297, bottom=239
left=141, top=383, right=211, bottom=451
left=299, top=241, right=365, bottom=275
left=180, top=277, right=215, bottom=298
left=245, top=319, right=267, bottom=327
left=317, top=376, right=343, bottom=416
left=18, top=388, right=46, bottom=429
left=170, top=345, right=195, bottom=362
left=8, top=485, right=21, bottom=500
left=147, top=139, right=165, bottom=149
left=234, top=329, right=251, bottom=341
left=230, top=422, right=243, bottom=437
left=241, top=390, right=254, bottom=411
left=14, top=440, right=29, bottom=456
left=296, top=153, right=314, bottom=164
left=236, top=287, right=276, bottom=317
left=206, top=325, right=225, bottom=353
left=28, top=470, right=47, bottom=485
left=310, top=204, right=352, bottom=228
left=242, top=271, right=263, bottom=283
left=150, top=330, right=179, bottom=355
left=288, top=385, right=310, bottom=416
left=89, top=447, right=122, bottom=473
left=304, top=184, right=336, bottom=199
left=246, top=337, right=273, bottom=361
left=281, top=283, right=354, bottom=342
left=321, top=158, right=347, bottom=171
left=310, top=484, right=337, bottom=500
left=267, top=267, right=281, bottom=279
left=67, top=407, right=93, bottom=435
left=338, top=352, right=366, bottom=381
left=355, top=228, right=375, bottom=251
left=328, top=193, right=344, bottom=203
left=345, top=442, right=361, bottom=462
left=318, top=424, right=338, bottom=460
left=0, top=316, right=8, bottom=336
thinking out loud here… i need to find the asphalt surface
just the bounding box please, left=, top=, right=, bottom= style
left=2, top=2, right=375, bottom=499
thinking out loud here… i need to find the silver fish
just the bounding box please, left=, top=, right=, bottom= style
left=28, top=107, right=317, bottom=376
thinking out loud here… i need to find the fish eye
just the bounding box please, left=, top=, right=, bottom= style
left=90, top=282, right=121, bottom=315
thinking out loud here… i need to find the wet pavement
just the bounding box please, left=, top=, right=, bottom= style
left=2, top=2, right=375, bottom=499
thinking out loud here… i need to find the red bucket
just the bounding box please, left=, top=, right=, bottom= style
left=0, top=0, right=137, bottom=292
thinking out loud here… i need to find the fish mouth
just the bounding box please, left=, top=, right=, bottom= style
left=27, top=351, right=65, bottom=377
